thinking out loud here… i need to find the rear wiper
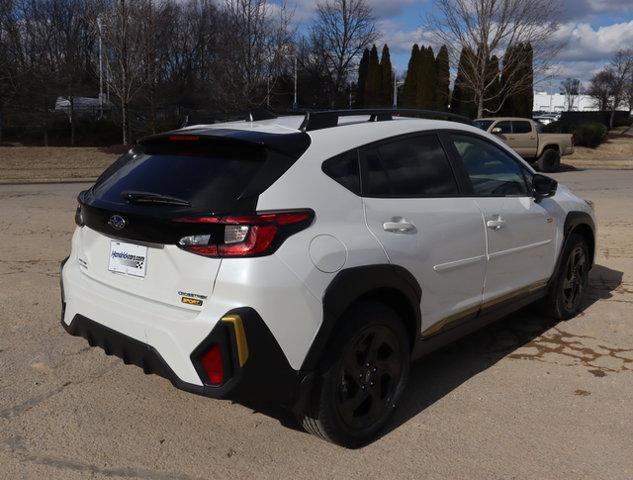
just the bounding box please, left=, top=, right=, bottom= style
left=121, top=190, right=191, bottom=207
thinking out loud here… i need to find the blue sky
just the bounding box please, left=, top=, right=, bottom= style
left=286, top=0, right=633, bottom=91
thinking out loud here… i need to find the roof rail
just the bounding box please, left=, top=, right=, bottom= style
left=299, top=109, right=473, bottom=132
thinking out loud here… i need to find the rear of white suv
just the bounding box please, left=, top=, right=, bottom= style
left=61, top=110, right=596, bottom=448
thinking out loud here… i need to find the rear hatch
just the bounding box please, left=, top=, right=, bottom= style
left=76, top=131, right=309, bottom=309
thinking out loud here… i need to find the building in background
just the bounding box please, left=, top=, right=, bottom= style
left=533, top=91, right=598, bottom=113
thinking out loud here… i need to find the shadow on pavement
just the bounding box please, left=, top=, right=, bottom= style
left=381, top=263, right=623, bottom=442
left=242, top=264, right=623, bottom=446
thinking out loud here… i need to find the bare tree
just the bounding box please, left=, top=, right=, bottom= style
left=217, top=0, right=294, bottom=109
left=625, top=72, right=633, bottom=113
left=606, top=49, right=633, bottom=128
left=99, top=0, right=148, bottom=144
left=310, top=0, right=378, bottom=106
left=560, top=77, right=580, bottom=111
left=46, top=0, right=102, bottom=145
left=588, top=70, right=614, bottom=111
left=425, top=0, right=562, bottom=117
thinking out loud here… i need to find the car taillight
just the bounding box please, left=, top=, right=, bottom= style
left=174, top=210, right=314, bottom=258
left=200, top=344, right=223, bottom=385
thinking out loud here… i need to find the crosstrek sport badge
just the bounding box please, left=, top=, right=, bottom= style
left=178, top=291, right=206, bottom=306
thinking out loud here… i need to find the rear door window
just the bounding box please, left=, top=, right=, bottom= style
left=512, top=121, right=533, bottom=134
left=361, top=134, right=459, bottom=197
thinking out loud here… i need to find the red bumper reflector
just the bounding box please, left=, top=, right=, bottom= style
left=200, top=344, right=224, bottom=385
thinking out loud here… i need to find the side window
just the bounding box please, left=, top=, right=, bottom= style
left=494, top=121, right=512, bottom=134
left=450, top=134, right=529, bottom=197
left=362, top=134, right=459, bottom=197
left=322, top=150, right=361, bottom=195
left=512, top=121, right=533, bottom=134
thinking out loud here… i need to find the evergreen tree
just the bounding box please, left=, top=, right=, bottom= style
left=356, top=48, right=370, bottom=107
left=483, top=55, right=501, bottom=114
left=514, top=43, right=534, bottom=117
left=364, top=44, right=381, bottom=106
left=401, top=44, right=420, bottom=107
left=500, top=43, right=534, bottom=116
left=380, top=44, right=393, bottom=107
left=435, top=45, right=450, bottom=111
left=452, top=47, right=477, bottom=117
left=416, top=46, right=436, bottom=109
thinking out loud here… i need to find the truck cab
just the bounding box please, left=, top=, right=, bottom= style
left=475, top=117, right=575, bottom=172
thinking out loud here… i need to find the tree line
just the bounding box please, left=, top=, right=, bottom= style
left=0, top=0, right=563, bottom=146
left=354, top=41, right=533, bottom=118
left=0, top=0, right=378, bottom=145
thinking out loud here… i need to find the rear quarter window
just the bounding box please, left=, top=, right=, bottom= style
left=322, top=150, right=361, bottom=195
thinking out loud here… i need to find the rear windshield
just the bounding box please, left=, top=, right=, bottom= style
left=92, top=139, right=266, bottom=211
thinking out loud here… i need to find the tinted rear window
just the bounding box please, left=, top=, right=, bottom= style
left=513, top=121, right=532, bottom=133
left=92, top=140, right=267, bottom=210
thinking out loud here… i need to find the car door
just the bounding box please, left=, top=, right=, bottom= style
left=361, top=133, right=487, bottom=336
left=511, top=120, right=538, bottom=157
left=447, top=132, right=557, bottom=304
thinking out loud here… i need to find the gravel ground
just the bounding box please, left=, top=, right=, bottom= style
left=0, top=170, right=632, bottom=479
left=0, top=147, right=117, bottom=183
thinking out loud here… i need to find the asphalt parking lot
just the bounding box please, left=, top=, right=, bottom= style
left=1, top=169, right=632, bottom=479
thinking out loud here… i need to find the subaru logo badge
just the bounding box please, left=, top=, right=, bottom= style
left=108, top=214, right=126, bottom=230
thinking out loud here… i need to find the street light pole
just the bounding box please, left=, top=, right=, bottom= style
left=97, top=17, right=103, bottom=118
left=293, top=55, right=298, bottom=110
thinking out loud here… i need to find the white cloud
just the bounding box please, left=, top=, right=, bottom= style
left=552, top=20, right=633, bottom=62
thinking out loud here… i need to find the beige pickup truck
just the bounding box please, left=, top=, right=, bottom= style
left=474, top=117, right=574, bottom=172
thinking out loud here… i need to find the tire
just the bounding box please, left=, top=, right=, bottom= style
left=299, top=301, right=410, bottom=448
left=541, top=233, right=590, bottom=320
left=537, top=148, right=561, bottom=173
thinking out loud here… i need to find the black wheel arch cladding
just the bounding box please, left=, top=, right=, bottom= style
left=301, top=264, right=422, bottom=371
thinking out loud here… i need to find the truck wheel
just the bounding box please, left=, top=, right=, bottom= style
left=537, top=148, right=561, bottom=173
left=299, top=301, right=410, bottom=448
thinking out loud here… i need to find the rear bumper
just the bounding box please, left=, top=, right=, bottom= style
left=60, top=258, right=304, bottom=404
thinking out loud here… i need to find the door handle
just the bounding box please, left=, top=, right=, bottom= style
left=383, top=218, right=416, bottom=233
left=486, top=217, right=506, bottom=230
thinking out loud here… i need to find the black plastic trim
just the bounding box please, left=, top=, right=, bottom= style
left=61, top=308, right=302, bottom=404
left=553, top=211, right=596, bottom=276
left=300, top=264, right=422, bottom=371
left=411, top=286, right=548, bottom=360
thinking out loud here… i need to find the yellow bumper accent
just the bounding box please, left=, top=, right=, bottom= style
left=222, top=315, right=249, bottom=367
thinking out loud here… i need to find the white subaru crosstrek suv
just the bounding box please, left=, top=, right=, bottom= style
left=61, top=109, right=596, bottom=447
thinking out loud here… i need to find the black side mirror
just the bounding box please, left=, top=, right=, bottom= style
left=532, top=174, right=557, bottom=201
